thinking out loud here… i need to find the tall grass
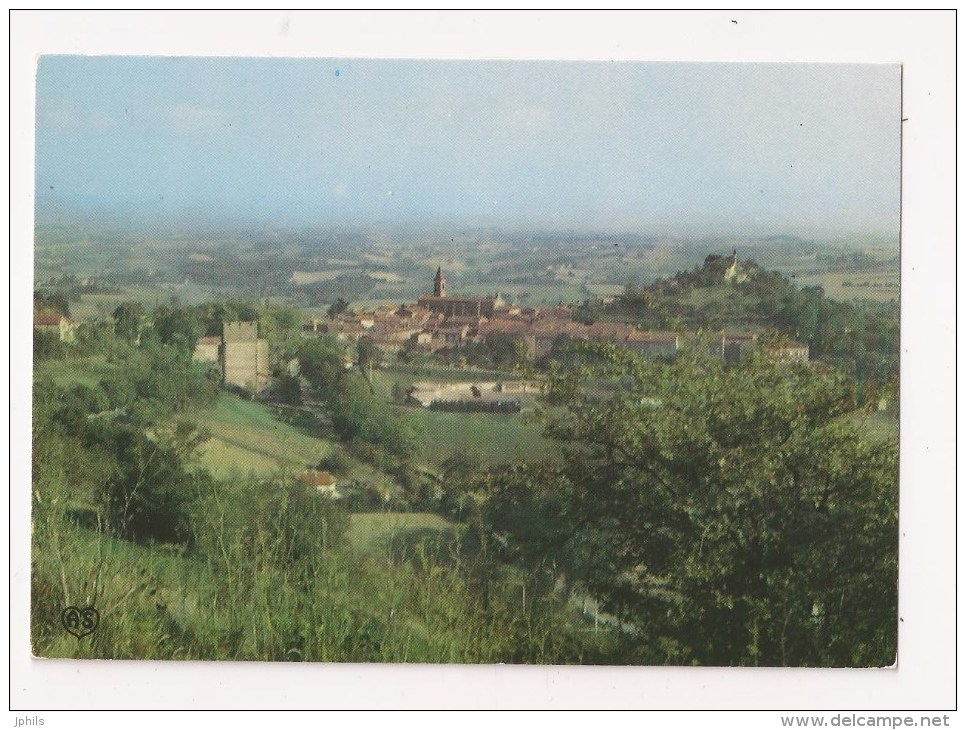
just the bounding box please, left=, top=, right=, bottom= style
left=32, top=482, right=613, bottom=663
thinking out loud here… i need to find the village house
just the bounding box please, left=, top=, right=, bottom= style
left=34, top=312, right=76, bottom=343
left=624, top=330, right=681, bottom=358
left=718, top=331, right=759, bottom=364
left=298, top=469, right=339, bottom=497
left=715, top=331, right=810, bottom=364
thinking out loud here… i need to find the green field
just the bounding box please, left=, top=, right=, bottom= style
left=33, top=515, right=581, bottom=663
left=459, top=282, right=590, bottom=306
left=193, top=437, right=288, bottom=478
left=348, top=512, right=456, bottom=554
left=190, top=394, right=397, bottom=493
left=400, top=405, right=558, bottom=465
left=795, top=269, right=899, bottom=303
left=844, top=409, right=899, bottom=443
left=192, top=394, right=337, bottom=475
left=584, top=283, right=625, bottom=298
left=69, top=283, right=218, bottom=320
left=368, top=365, right=556, bottom=466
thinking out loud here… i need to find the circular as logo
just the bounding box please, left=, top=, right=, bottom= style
left=61, top=606, right=99, bottom=638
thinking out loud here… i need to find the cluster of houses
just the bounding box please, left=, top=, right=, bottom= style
left=305, top=267, right=683, bottom=361
left=37, top=268, right=808, bottom=410
left=303, top=267, right=808, bottom=364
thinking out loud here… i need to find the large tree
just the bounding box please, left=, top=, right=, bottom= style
left=544, top=345, right=898, bottom=667
left=112, top=302, right=144, bottom=343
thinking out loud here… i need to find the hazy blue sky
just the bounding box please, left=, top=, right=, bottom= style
left=36, top=57, right=900, bottom=235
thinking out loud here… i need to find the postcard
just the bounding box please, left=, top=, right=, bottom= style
left=27, top=54, right=906, bottom=672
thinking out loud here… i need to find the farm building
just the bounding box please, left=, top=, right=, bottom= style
left=34, top=312, right=75, bottom=343
left=298, top=469, right=339, bottom=497
left=193, top=335, right=221, bottom=364
left=764, top=342, right=810, bottom=363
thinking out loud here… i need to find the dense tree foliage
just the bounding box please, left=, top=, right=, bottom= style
left=356, top=336, right=383, bottom=373
left=152, top=305, right=204, bottom=352
left=95, top=422, right=204, bottom=544
left=297, top=336, right=422, bottom=465
left=194, top=477, right=350, bottom=571
left=461, top=333, right=531, bottom=370
left=33, top=334, right=220, bottom=545
left=33, top=330, right=65, bottom=361
left=34, top=290, right=71, bottom=318
left=112, top=302, right=144, bottom=343
left=539, top=345, right=898, bottom=666
left=327, top=297, right=350, bottom=318
left=297, top=336, right=348, bottom=394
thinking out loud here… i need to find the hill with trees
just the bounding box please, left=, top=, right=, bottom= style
left=590, top=253, right=899, bottom=396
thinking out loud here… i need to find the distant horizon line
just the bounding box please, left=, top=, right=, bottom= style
left=33, top=203, right=900, bottom=245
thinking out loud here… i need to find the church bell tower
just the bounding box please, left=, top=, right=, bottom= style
left=433, top=266, right=447, bottom=297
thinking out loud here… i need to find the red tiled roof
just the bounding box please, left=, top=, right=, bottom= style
left=299, top=470, right=337, bottom=487
left=530, top=320, right=586, bottom=338
left=479, top=319, right=536, bottom=337
left=34, top=313, right=63, bottom=326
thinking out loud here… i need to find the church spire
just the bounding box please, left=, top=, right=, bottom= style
left=433, top=266, right=447, bottom=297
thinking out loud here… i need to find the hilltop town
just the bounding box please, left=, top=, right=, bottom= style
left=178, top=252, right=813, bottom=410
left=304, top=266, right=683, bottom=362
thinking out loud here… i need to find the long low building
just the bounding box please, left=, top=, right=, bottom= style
left=407, top=380, right=541, bottom=408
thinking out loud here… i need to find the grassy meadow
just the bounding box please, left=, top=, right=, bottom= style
left=399, top=406, right=558, bottom=466
left=32, top=354, right=609, bottom=664
left=794, top=269, right=899, bottom=303
left=190, top=393, right=400, bottom=495
left=366, top=365, right=557, bottom=466
left=347, top=512, right=456, bottom=554
left=34, top=354, right=118, bottom=388
left=191, top=394, right=336, bottom=477
left=32, top=516, right=606, bottom=663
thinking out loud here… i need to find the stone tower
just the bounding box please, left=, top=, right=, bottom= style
left=724, top=249, right=746, bottom=284
left=433, top=266, right=447, bottom=297
left=221, top=321, right=269, bottom=393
